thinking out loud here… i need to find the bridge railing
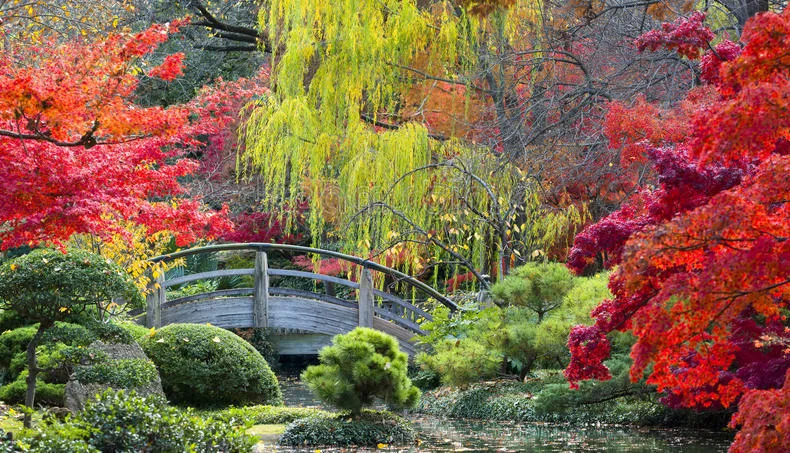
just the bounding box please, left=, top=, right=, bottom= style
left=136, top=243, right=457, bottom=336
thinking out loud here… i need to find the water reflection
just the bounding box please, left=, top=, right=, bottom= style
left=264, top=370, right=732, bottom=453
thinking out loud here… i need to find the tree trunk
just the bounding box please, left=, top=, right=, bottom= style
left=23, top=324, right=47, bottom=428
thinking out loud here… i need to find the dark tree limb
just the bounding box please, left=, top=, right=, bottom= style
left=189, top=1, right=272, bottom=53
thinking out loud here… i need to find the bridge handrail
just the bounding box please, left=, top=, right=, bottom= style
left=149, top=243, right=458, bottom=311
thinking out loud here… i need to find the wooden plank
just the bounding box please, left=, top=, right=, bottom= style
left=253, top=251, right=269, bottom=328
left=268, top=297, right=358, bottom=335
left=268, top=269, right=360, bottom=289
left=268, top=288, right=357, bottom=309
left=164, top=288, right=254, bottom=308
left=273, top=334, right=333, bottom=355
left=358, top=268, right=374, bottom=328
left=160, top=297, right=254, bottom=328
left=164, top=269, right=254, bottom=288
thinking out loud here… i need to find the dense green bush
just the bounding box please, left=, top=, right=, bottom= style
left=216, top=405, right=330, bottom=426
left=74, top=358, right=158, bottom=388
left=279, top=410, right=416, bottom=447
left=114, top=320, right=151, bottom=342
left=417, top=337, right=502, bottom=387
left=0, top=372, right=65, bottom=406
left=0, top=322, right=110, bottom=386
left=0, top=249, right=142, bottom=426
left=302, top=327, right=420, bottom=414
left=141, top=323, right=282, bottom=406
left=491, top=262, right=575, bottom=320
left=415, top=376, right=730, bottom=429
left=417, top=271, right=613, bottom=385
left=76, top=390, right=255, bottom=452
left=13, top=389, right=255, bottom=453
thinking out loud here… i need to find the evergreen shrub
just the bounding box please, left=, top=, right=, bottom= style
left=279, top=410, right=416, bottom=447
left=141, top=323, right=282, bottom=406
left=302, top=327, right=420, bottom=414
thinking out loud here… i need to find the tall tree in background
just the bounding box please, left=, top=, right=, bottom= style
left=564, top=9, right=789, bottom=452
left=0, top=20, right=232, bottom=251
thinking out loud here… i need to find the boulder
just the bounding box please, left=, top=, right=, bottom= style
left=65, top=340, right=164, bottom=413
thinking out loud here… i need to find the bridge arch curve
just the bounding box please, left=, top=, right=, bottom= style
left=133, top=243, right=457, bottom=356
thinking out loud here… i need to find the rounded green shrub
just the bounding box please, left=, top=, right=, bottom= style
left=279, top=410, right=416, bottom=447
left=302, top=327, right=420, bottom=415
left=141, top=323, right=282, bottom=406
left=74, top=358, right=158, bottom=388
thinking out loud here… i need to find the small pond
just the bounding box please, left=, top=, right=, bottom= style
left=264, top=369, right=733, bottom=453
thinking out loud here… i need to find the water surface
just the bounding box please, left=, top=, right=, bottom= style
left=264, top=370, right=732, bottom=453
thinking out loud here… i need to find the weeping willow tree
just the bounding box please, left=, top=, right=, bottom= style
left=242, top=0, right=581, bottom=286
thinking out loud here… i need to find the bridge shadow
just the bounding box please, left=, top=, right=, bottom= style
left=131, top=243, right=458, bottom=356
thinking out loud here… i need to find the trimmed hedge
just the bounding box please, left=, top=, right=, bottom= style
left=74, top=358, right=158, bottom=388
left=279, top=410, right=416, bottom=447
left=216, top=405, right=330, bottom=426
left=141, top=323, right=282, bottom=407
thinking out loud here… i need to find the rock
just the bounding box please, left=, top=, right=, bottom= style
left=65, top=340, right=164, bottom=413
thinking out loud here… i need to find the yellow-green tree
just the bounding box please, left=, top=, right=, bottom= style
left=243, top=0, right=581, bottom=285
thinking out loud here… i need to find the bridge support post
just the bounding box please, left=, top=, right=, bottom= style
left=253, top=251, right=269, bottom=328
left=146, top=272, right=164, bottom=328
left=358, top=268, right=374, bottom=328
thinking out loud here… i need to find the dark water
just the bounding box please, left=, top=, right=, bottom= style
left=262, top=371, right=733, bottom=453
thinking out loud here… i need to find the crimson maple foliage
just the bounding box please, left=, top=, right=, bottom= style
left=565, top=9, right=789, bottom=451
left=0, top=21, right=235, bottom=250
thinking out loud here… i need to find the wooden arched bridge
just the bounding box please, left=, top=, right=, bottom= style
left=131, top=243, right=457, bottom=356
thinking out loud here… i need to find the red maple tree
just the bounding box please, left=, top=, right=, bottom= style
left=0, top=20, right=234, bottom=250
left=565, top=9, right=789, bottom=452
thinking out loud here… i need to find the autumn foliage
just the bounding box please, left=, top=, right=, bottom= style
left=0, top=20, right=234, bottom=250
left=565, top=9, right=790, bottom=451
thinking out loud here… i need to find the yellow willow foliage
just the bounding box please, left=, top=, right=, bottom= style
left=245, top=0, right=554, bottom=271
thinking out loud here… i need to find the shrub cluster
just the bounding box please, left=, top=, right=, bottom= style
left=0, top=320, right=151, bottom=407
left=416, top=377, right=730, bottom=428
left=279, top=410, right=416, bottom=447
left=74, top=358, right=158, bottom=388
left=141, top=323, right=282, bottom=407
left=13, top=389, right=256, bottom=453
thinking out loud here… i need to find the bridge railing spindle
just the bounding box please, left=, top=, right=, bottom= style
left=358, top=268, right=374, bottom=328
left=253, top=251, right=270, bottom=328
left=146, top=271, right=164, bottom=328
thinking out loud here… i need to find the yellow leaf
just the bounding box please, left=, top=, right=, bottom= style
left=112, top=17, right=119, bottom=28
left=59, top=307, right=69, bottom=313
left=377, top=443, right=388, bottom=449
